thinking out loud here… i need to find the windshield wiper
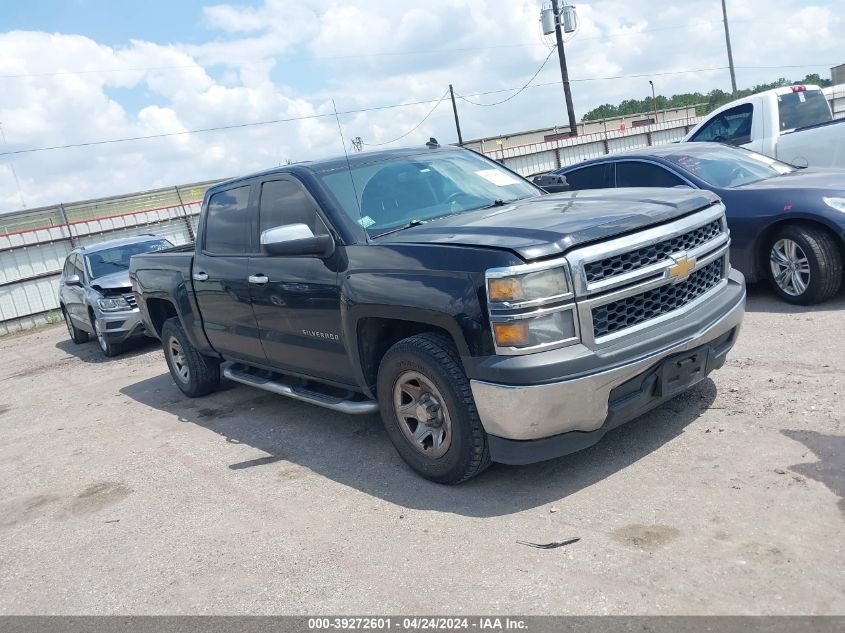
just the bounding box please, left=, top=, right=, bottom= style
left=477, top=196, right=531, bottom=211
left=372, top=218, right=427, bottom=239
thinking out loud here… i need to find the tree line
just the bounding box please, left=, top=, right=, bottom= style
left=582, top=73, right=833, bottom=122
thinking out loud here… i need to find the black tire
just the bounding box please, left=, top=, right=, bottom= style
left=377, top=332, right=490, bottom=484
left=90, top=313, right=122, bottom=358
left=62, top=306, right=89, bottom=344
left=161, top=317, right=221, bottom=397
left=767, top=224, right=842, bottom=305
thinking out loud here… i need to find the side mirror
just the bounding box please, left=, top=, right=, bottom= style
left=64, top=274, right=82, bottom=287
left=533, top=174, right=570, bottom=194
left=261, top=223, right=335, bottom=258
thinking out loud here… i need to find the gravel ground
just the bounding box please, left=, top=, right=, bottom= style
left=0, top=284, right=842, bottom=615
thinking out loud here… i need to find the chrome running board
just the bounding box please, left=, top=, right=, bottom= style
left=222, top=363, right=378, bottom=415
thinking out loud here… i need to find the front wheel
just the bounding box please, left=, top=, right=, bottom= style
left=161, top=317, right=220, bottom=397
left=768, top=225, right=842, bottom=305
left=377, top=333, right=490, bottom=484
left=63, top=308, right=89, bottom=344
left=93, top=317, right=123, bottom=357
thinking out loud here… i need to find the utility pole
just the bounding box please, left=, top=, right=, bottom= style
left=448, top=84, right=463, bottom=146
left=649, top=80, right=658, bottom=123
left=551, top=0, right=578, bottom=136
left=721, top=0, right=737, bottom=97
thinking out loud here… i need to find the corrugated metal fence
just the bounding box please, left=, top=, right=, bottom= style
left=0, top=180, right=223, bottom=335
left=482, top=116, right=702, bottom=176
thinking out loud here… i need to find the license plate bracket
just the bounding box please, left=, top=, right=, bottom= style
left=658, top=346, right=710, bottom=397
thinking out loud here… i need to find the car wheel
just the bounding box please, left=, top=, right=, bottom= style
left=161, top=317, right=221, bottom=397
left=768, top=225, right=842, bottom=305
left=377, top=332, right=491, bottom=484
left=92, top=316, right=122, bottom=357
left=63, top=307, right=89, bottom=344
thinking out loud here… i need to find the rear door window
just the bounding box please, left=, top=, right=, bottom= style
left=562, top=163, right=611, bottom=190
left=203, top=185, right=255, bottom=254
left=777, top=89, right=832, bottom=131
left=615, top=162, right=685, bottom=188
left=690, top=103, right=754, bottom=145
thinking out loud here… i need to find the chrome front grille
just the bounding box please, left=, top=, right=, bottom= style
left=584, top=220, right=722, bottom=283
left=592, top=259, right=723, bottom=338
left=123, top=293, right=137, bottom=308
left=565, top=201, right=730, bottom=345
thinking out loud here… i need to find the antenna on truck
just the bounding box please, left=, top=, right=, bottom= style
left=331, top=98, right=366, bottom=240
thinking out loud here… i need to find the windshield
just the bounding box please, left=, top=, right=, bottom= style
left=778, top=89, right=832, bottom=131
left=85, top=239, right=172, bottom=279
left=662, top=146, right=795, bottom=188
left=318, top=150, right=540, bottom=237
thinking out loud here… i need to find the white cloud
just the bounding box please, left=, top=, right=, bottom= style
left=0, top=0, right=843, bottom=212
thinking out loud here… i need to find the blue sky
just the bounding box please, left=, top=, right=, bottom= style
left=2, top=0, right=211, bottom=46
left=0, top=0, right=842, bottom=211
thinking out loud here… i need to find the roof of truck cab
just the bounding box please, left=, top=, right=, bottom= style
left=204, top=145, right=465, bottom=193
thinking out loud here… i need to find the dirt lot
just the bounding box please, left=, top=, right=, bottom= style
left=0, top=285, right=842, bottom=615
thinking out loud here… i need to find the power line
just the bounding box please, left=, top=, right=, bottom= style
left=362, top=89, right=451, bottom=146
left=0, top=96, right=448, bottom=157
left=457, top=63, right=838, bottom=102
left=458, top=45, right=558, bottom=107
left=1, top=62, right=835, bottom=157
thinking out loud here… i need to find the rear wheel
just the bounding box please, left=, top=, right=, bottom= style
left=63, top=307, right=89, bottom=344
left=377, top=332, right=490, bottom=484
left=161, top=317, right=220, bottom=397
left=768, top=225, right=842, bottom=305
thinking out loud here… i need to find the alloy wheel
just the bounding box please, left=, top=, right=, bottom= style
left=770, top=238, right=811, bottom=297
left=65, top=312, right=75, bottom=339
left=94, top=319, right=108, bottom=352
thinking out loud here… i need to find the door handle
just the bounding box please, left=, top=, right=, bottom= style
left=248, top=274, right=269, bottom=285
left=192, top=272, right=209, bottom=282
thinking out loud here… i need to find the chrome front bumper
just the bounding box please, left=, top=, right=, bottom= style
left=470, top=271, right=746, bottom=442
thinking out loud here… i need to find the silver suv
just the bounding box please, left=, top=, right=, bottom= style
left=58, top=235, right=173, bottom=356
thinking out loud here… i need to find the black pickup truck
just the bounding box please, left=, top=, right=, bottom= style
left=130, top=144, right=746, bottom=484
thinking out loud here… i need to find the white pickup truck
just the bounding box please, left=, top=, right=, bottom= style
left=683, top=85, right=845, bottom=168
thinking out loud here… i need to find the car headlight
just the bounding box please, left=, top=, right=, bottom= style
left=98, top=296, right=132, bottom=312
left=823, top=197, right=845, bottom=213
left=485, top=262, right=579, bottom=354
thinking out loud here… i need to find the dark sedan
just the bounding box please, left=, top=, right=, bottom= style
left=548, top=142, right=845, bottom=304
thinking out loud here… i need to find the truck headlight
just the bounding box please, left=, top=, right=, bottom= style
left=492, top=309, right=577, bottom=349
left=823, top=197, right=845, bottom=213
left=487, top=267, right=570, bottom=305
left=485, top=261, right=579, bottom=354
left=98, top=297, right=132, bottom=312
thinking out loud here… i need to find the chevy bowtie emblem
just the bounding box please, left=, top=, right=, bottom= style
left=668, top=255, right=696, bottom=282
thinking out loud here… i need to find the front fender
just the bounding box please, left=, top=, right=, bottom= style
left=341, top=270, right=493, bottom=395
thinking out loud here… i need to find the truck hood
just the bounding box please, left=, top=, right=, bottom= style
left=89, top=270, right=132, bottom=293
left=379, top=188, right=720, bottom=260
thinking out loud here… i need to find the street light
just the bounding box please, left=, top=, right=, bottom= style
left=648, top=80, right=659, bottom=124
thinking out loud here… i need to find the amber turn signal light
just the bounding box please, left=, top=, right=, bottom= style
left=487, top=277, right=523, bottom=302
left=493, top=321, right=529, bottom=347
